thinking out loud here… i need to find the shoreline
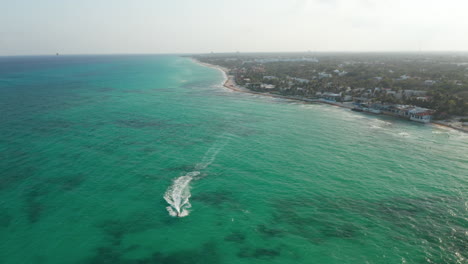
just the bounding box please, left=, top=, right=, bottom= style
left=432, top=120, right=468, bottom=133
left=192, top=58, right=468, bottom=134
left=191, top=59, right=336, bottom=103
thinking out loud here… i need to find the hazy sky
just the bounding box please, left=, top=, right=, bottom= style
left=1, top=0, right=467, bottom=55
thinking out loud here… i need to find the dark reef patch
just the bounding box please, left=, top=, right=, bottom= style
left=271, top=194, right=467, bottom=263
left=87, top=246, right=121, bottom=264
left=374, top=196, right=453, bottom=224
left=141, top=146, right=158, bottom=153
left=224, top=231, right=246, bottom=243
left=150, top=242, right=221, bottom=264
left=32, top=255, right=47, bottom=264
left=252, top=248, right=281, bottom=259
left=24, top=186, right=47, bottom=224
left=373, top=196, right=468, bottom=263
left=237, top=247, right=281, bottom=259
left=97, top=87, right=116, bottom=93
left=45, top=173, right=86, bottom=191
left=124, top=244, right=141, bottom=252
left=321, top=223, right=358, bottom=239
left=86, top=241, right=221, bottom=264
left=164, top=165, right=197, bottom=172
left=115, top=119, right=167, bottom=129
left=58, top=151, right=81, bottom=160
left=270, top=196, right=369, bottom=244
left=121, top=89, right=149, bottom=94
left=0, top=165, right=36, bottom=190
left=96, top=213, right=160, bottom=245
left=192, top=191, right=235, bottom=208
left=0, top=149, right=29, bottom=162
left=32, top=119, right=77, bottom=135
left=257, top=224, right=284, bottom=238
left=0, top=210, right=13, bottom=227
left=17, top=172, right=85, bottom=224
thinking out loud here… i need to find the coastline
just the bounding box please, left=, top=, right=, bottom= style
left=192, top=59, right=286, bottom=95
left=191, top=58, right=332, bottom=103
left=192, top=58, right=467, bottom=134
left=432, top=120, right=468, bottom=133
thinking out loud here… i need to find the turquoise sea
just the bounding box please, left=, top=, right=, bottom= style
left=0, top=55, right=466, bottom=264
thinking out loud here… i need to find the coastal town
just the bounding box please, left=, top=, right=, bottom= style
left=192, top=53, right=468, bottom=132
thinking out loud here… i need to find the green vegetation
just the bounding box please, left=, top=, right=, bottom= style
left=193, top=52, right=468, bottom=118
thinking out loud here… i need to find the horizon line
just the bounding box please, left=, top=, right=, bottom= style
left=2, top=50, right=468, bottom=57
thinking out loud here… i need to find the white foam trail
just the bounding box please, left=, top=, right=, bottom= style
left=164, top=137, right=229, bottom=217
left=164, top=171, right=199, bottom=217
left=195, top=141, right=227, bottom=170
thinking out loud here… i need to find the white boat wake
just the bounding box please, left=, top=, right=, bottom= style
left=164, top=171, right=199, bottom=217
left=164, top=138, right=229, bottom=217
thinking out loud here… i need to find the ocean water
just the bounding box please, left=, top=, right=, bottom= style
left=0, top=55, right=466, bottom=264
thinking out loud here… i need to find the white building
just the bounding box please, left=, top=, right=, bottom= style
left=291, top=77, right=309, bottom=84
left=318, top=72, right=332, bottom=79
left=260, top=84, right=276, bottom=89
left=338, top=71, right=348, bottom=76
left=424, top=80, right=436, bottom=85
left=409, top=107, right=433, bottom=123
left=254, top=57, right=319, bottom=63
left=399, top=74, right=410, bottom=80
left=404, top=90, right=427, bottom=97
left=320, top=92, right=341, bottom=102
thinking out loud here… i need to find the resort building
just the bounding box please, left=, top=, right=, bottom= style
left=424, top=80, right=436, bottom=85
left=409, top=107, right=434, bottom=123
left=291, top=77, right=310, bottom=84
left=381, top=105, right=434, bottom=123
left=320, top=92, right=341, bottom=102
left=403, top=90, right=427, bottom=97
left=398, top=74, right=410, bottom=80
left=260, top=84, right=276, bottom=89
left=318, top=72, right=332, bottom=79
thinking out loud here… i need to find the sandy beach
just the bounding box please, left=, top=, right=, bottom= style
left=432, top=120, right=468, bottom=133
left=192, top=59, right=467, bottom=134
left=192, top=59, right=325, bottom=102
